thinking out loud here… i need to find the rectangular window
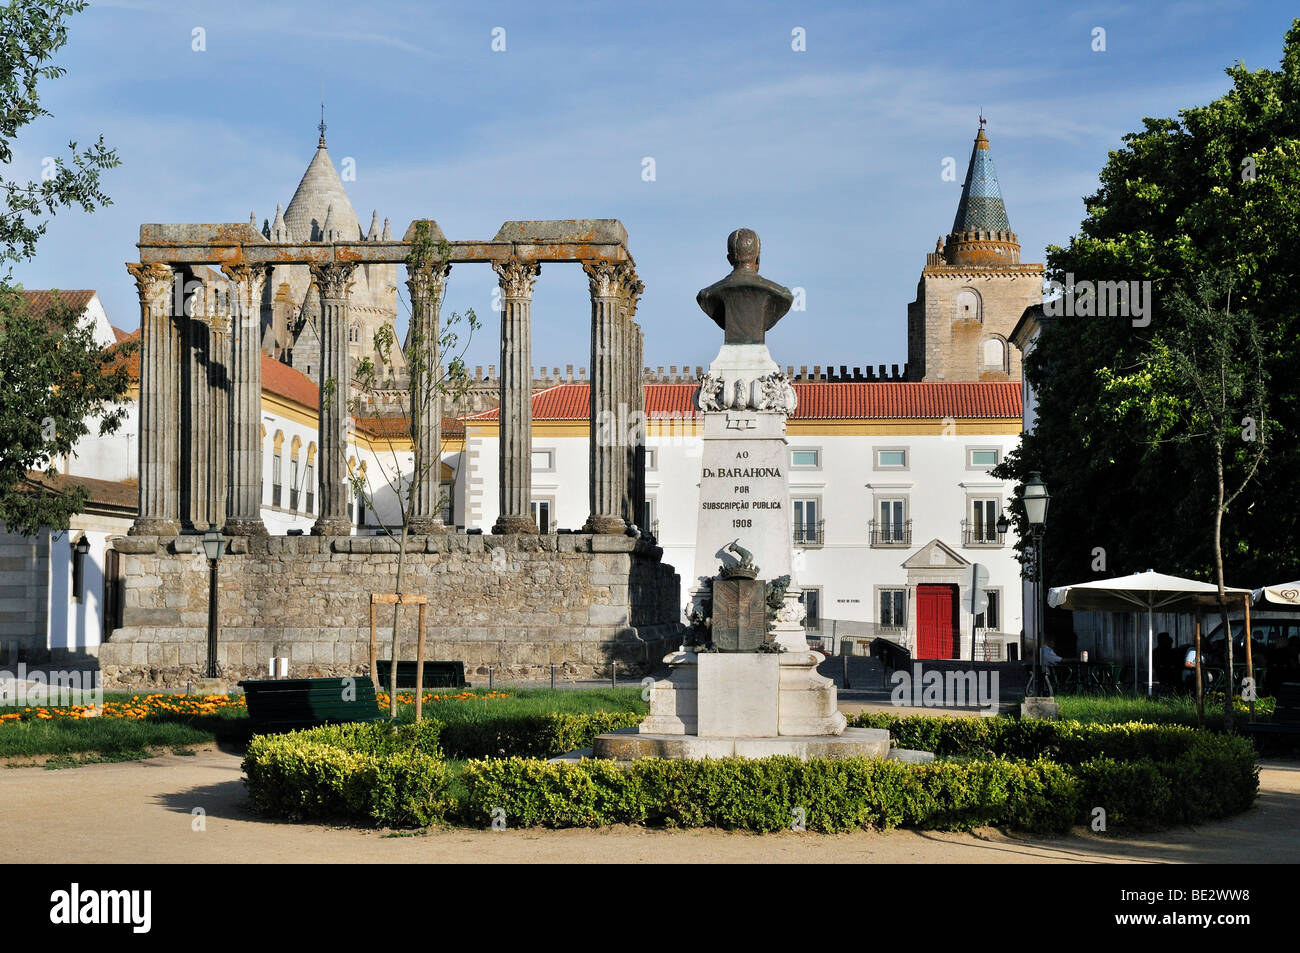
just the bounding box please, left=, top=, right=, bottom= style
left=971, top=498, right=999, bottom=543
left=289, top=459, right=299, bottom=511
left=355, top=494, right=365, bottom=526
left=530, top=500, right=551, bottom=534
left=642, top=497, right=657, bottom=537
left=969, top=448, right=1000, bottom=468
left=644, top=448, right=657, bottom=470
left=793, top=498, right=821, bottom=545
left=791, top=449, right=820, bottom=468
left=876, top=448, right=907, bottom=469
left=531, top=450, right=554, bottom=472
left=272, top=456, right=282, bottom=508
left=800, top=588, right=821, bottom=630
left=879, top=588, right=906, bottom=629
left=877, top=498, right=906, bottom=543
left=305, top=464, right=315, bottom=514
left=975, top=590, right=1001, bottom=631
left=441, top=481, right=455, bottom=526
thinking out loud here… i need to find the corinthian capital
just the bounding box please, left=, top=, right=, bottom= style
left=582, top=259, right=640, bottom=303
left=126, top=262, right=174, bottom=306
left=492, top=257, right=540, bottom=299
left=405, top=260, right=451, bottom=303
left=308, top=261, right=357, bottom=299
left=219, top=262, right=270, bottom=302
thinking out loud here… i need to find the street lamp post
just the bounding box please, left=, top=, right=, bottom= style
left=201, top=530, right=228, bottom=680
left=1022, top=472, right=1051, bottom=697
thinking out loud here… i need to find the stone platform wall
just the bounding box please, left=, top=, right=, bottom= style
left=99, top=533, right=683, bottom=690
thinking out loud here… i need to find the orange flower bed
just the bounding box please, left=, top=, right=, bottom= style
left=0, top=693, right=247, bottom=722
left=1, top=689, right=510, bottom=724
left=376, top=690, right=511, bottom=706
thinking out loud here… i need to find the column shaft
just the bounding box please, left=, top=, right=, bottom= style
left=582, top=260, right=630, bottom=534
left=310, top=262, right=357, bottom=536
left=631, top=322, right=646, bottom=531
left=492, top=257, right=540, bottom=534
left=126, top=263, right=180, bottom=536
left=406, top=261, right=451, bottom=533
left=206, top=276, right=231, bottom=531
left=221, top=263, right=268, bottom=535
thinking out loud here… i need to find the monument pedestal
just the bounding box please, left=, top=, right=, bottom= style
left=635, top=649, right=846, bottom=739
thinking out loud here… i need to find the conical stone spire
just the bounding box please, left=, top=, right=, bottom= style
left=271, top=203, right=289, bottom=242
left=366, top=210, right=381, bottom=241
left=943, top=121, right=1020, bottom=267
left=321, top=203, right=337, bottom=243
left=284, top=132, right=361, bottom=243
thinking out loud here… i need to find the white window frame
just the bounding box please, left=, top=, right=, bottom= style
left=531, top=449, right=555, bottom=473
left=790, top=447, right=821, bottom=470
left=877, top=586, right=907, bottom=630
left=874, top=447, right=909, bottom=471
left=967, top=447, right=1001, bottom=470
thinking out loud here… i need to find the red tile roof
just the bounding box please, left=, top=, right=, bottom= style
left=354, top=415, right=465, bottom=438
left=261, top=356, right=318, bottom=407
left=20, top=289, right=96, bottom=315
left=23, top=470, right=137, bottom=514
left=468, top=381, right=1021, bottom=421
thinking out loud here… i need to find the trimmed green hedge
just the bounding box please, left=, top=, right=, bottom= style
left=459, top=720, right=1258, bottom=833
left=242, top=722, right=450, bottom=827
left=241, top=714, right=1259, bottom=833
left=434, top=711, right=645, bottom=759
left=461, top=755, right=1079, bottom=832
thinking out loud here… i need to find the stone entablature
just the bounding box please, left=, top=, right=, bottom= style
left=98, top=532, right=682, bottom=690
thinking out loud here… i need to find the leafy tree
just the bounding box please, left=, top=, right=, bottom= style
left=0, top=0, right=128, bottom=535
left=996, top=20, right=1300, bottom=605
left=1094, top=274, right=1268, bottom=727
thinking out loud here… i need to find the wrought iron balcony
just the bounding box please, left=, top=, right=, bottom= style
left=961, top=519, right=1005, bottom=546
left=793, top=519, right=825, bottom=547
left=868, top=518, right=912, bottom=546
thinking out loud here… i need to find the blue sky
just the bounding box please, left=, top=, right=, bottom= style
left=12, top=0, right=1299, bottom=373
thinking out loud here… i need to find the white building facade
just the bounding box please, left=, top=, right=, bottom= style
left=465, top=379, right=1026, bottom=661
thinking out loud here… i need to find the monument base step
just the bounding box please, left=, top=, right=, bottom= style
left=592, top=726, right=892, bottom=761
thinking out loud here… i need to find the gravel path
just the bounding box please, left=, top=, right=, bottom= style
left=2, top=749, right=1296, bottom=863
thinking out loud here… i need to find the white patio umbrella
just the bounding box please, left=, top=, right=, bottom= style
left=1048, top=570, right=1252, bottom=696
left=1253, top=581, right=1300, bottom=608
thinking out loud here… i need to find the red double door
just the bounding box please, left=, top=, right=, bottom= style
left=916, top=584, right=959, bottom=660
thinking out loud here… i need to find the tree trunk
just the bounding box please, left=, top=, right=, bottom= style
left=389, top=525, right=407, bottom=720
left=1214, top=441, right=1235, bottom=733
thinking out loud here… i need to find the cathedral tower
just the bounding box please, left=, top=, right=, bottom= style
left=264, top=121, right=404, bottom=392
left=906, top=122, right=1043, bottom=382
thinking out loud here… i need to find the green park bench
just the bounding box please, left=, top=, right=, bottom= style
left=1242, top=682, right=1300, bottom=736
left=374, top=660, right=469, bottom=690
left=237, top=677, right=382, bottom=731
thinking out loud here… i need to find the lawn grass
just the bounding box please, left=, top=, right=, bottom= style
left=0, top=686, right=646, bottom=762
left=1053, top=692, right=1274, bottom=730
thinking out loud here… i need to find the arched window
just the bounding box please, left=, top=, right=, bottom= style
left=955, top=289, right=982, bottom=322
left=983, top=337, right=1006, bottom=369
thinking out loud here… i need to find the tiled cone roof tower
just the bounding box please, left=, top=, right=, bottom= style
left=283, top=129, right=362, bottom=242
left=942, top=123, right=1021, bottom=267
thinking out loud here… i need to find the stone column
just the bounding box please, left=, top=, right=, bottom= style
left=221, top=263, right=269, bottom=535
left=310, top=261, right=357, bottom=536
left=623, top=271, right=645, bottom=530
left=205, top=274, right=231, bottom=531
left=581, top=260, right=629, bottom=534
left=184, top=273, right=210, bottom=530
left=491, top=257, right=540, bottom=534
left=631, top=320, right=646, bottom=532
left=406, top=259, right=452, bottom=534
left=126, top=262, right=180, bottom=536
